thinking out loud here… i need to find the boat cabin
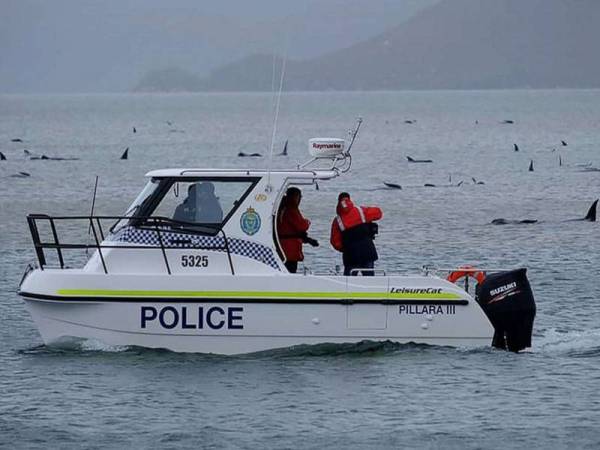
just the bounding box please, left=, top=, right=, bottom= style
left=91, top=168, right=339, bottom=275
left=27, top=133, right=360, bottom=276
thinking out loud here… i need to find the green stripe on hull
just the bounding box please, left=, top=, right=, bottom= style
left=56, top=289, right=462, bottom=301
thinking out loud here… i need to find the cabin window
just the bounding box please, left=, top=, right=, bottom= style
left=129, top=177, right=259, bottom=235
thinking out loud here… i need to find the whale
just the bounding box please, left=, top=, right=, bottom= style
left=11, top=138, right=23, bottom=143
left=492, top=200, right=597, bottom=225
left=514, top=143, right=519, bottom=152
left=491, top=219, right=538, bottom=225
left=277, top=140, right=288, bottom=156
left=0, top=151, right=6, bottom=161
left=32, top=155, right=79, bottom=161
left=238, top=152, right=262, bottom=157
left=9, top=171, right=31, bottom=178
left=565, top=199, right=597, bottom=222
left=407, top=156, right=433, bottom=163
left=528, top=160, right=534, bottom=172
left=584, top=200, right=597, bottom=221
left=383, top=181, right=464, bottom=190
left=502, top=120, right=514, bottom=124
left=23, top=149, right=79, bottom=161
left=120, top=148, right=129, bottom=160
left=423, top=182, right=464, bottom=188
left=561, top=140, right=568, bottom=146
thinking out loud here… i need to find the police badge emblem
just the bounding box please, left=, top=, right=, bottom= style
left=240, top=207, right=261, bottom=235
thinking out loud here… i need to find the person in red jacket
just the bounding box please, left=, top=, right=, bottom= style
left=330, top=192, right=383, bottom=276
left=277, top=187, right=317, bottom=273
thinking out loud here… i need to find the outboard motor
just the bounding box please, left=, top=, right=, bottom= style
left=476, top=268, right=536, bottom=352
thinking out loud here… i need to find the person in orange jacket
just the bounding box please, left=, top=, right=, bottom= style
left=330, top=192, right=383, bottom=276
left=277, top=187, right=318, bottom=273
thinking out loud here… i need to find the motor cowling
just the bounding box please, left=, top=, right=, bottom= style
left=476, top=268, right=536, bottom=352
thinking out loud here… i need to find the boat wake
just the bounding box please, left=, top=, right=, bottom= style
left=534, top=328, right=600, bottom=357
left=19, top=337, right=132, bottom=355
left=20, top=331, right=600, bottom=359
left=19, top=338, right=452, bottom=358
left=255, top=340, right=437, bottom=358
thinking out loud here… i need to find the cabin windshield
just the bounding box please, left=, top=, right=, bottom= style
left=112, top=180, right=161, bottom=232
left=124, top=180, right=160, bottom=217
left=124, top=177, right=259, bottom=235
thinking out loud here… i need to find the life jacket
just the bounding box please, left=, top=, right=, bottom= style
left=277, top=201, right=310, bottom=262
left=334, top=199, right=379, bottom=266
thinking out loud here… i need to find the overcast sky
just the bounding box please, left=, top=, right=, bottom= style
left=0, top=0, right=436, bottom=93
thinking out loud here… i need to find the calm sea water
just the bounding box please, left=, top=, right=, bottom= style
left=1, top=91, right=599, bottom=449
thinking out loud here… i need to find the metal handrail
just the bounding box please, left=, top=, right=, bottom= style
left=349, top=268, right=386, bottom=276
left=421, top=265, right=517, bottom=276
left=26, top=214, right=235, bottom=275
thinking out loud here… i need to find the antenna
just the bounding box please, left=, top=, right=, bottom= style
left=337, top=117, right=363, bottom=174
left=345, top=117, right=363, bottom=155
left=86, top=175, right=99, bottom=256
left=266, top=40, right=289, bottom=191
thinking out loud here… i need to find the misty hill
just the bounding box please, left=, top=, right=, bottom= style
left=162, top=0, right=600, bottom=91
left=1, top=0, right=433, bottom=93
left=135, top=68, right=205, bottom=93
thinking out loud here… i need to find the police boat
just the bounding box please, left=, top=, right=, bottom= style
left=18, top=127, right=536, bottom=354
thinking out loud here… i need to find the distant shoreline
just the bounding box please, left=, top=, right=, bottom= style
left=3, top=87, right=600, bottom=96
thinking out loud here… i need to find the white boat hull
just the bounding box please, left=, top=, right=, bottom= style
left=20, top=270, right=494, bottom=355
left=23, top=300, right=492, bottom=354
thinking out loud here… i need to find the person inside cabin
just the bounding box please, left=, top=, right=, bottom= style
left=277, top=187, right=317, bottom=273
left=173, top=182, right=223, bottom=224
left=173, top=184, right=198, bottom=223
left=195, top=182, right=223, bottom=224
left=330, top=192, right=383, bottom=276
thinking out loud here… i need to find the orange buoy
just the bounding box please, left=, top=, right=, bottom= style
left=447, top=265, right=486, bottom=285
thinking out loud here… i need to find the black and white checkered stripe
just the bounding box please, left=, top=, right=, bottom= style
left=108, top=226, right=281, bottom=270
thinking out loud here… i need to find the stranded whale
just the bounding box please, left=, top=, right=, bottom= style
left=492, top=200, right=598, bottom=225
left=565, top=199, right=597, bottom=222
left=24, top=149, right=79, bottom=161
left=277, top=140, right=288, bottom=156
left=491, top=219, right=538, bottom=225
left=383, top=182, right=402, bottom=189
left=9, top=171, right=31, bottom=178
left=406, top=156, right=433, bottom=163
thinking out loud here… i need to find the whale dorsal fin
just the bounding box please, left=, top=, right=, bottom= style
left=584, top=199, right=598, bottom=222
